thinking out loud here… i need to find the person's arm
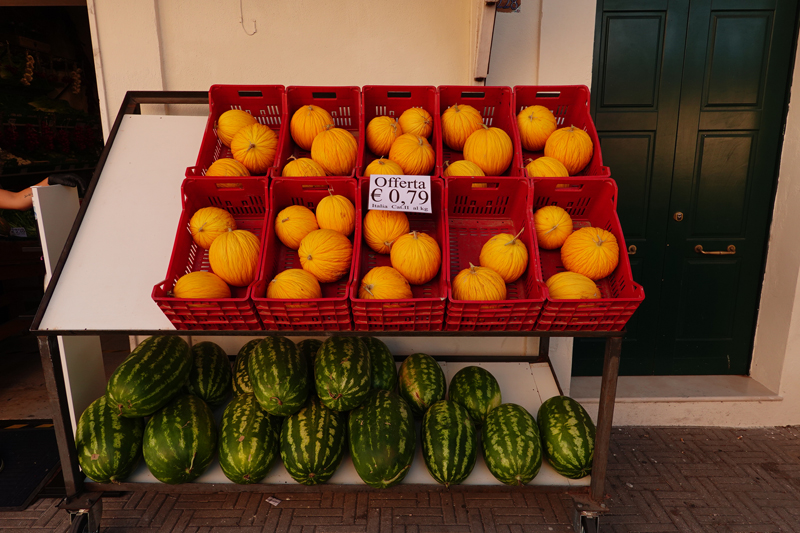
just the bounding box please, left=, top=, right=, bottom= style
left=0, top=178, right=49, bottom=210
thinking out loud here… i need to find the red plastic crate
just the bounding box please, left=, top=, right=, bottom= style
left=273, top=86, right=362, bottom=178
left=251, top=177, right=358, bottom=331
left=437, top=86, right=522, bottom=177
left=530, top=177, right=644, bottom=331
left=152, top=178, right=268, bottom=330
left=190, top=85, right=286, bottom=177
left=513, top=85, right=610, bottom=178
left=445, top=177, right=546, bottom=331
left=350, top=177, right=447, bottom=331
left=358, top=85, right=440, bottom=176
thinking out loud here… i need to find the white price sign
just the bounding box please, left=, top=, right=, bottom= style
left=368, top=175, right=432, bottom=213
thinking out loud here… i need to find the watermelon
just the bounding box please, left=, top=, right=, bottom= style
left=248, top=336, right=309, bottom=416
left=482, top=403, right=542, bottom=486
left=280, top=395, right=347, bottom=485
left=232, top=339, right=261, bottom=396
left=297, top=339, right=323, bottom=385
left=398, top=353, right=445, bottom=418
left=315, top=336, right=372, bottom=412
left=348, top=390, right=415, bottom=488
left=76, top=395, right=144, bottom=483
left=537, top=396, right=595, bottom=479
left=448, top=366, right=502, bottom=425
left=421, top=400, right=477, bottom=487
left=186, top=341, right=233, bottom=407
left=143, top=394, right=218, bottom=484
left=107, top=336, right=191, bottom=418
left=360, top=337, right=397, bottom=391
left=218, top=393, right=280, bottom=484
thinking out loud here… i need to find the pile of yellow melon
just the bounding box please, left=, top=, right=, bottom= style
left=206, top=110, right=279, bottom=176
left=268, top=192, right=356, bottom=299
left=172, top=207, right=261, bottom=299
left=440, top=104, right=514, bottom=177
left=533, top=205, right=619, bottom=300
left=362, top=107, right=436, bottom=177
left=517, top=105, right=594, bottom=178
left=280, top=105, right=357, bottom=177
left=451, top=229, right=528, bottom=302
left=356, top=209, right=442, bottom=300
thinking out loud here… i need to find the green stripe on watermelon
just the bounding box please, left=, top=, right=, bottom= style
left=218, top=393, right=279, bottom=484
left=537, top=396, right=595, bottom=479
left=360, top=337, right=397, bottom=391
left=348, top=390, right=415, bottom=488
left=106, top=336, right=191, bottom=418
left=315, top=336, right=372, bottom=412
left=448, top=366, right=502, bottom=426
left=280, top=395, right=347, bottom=485
left=297, top=339, right=323, bottom=385
left=482, top=403, right=542, bottom=486
left=143, top=394, right=218, bottom=484
left=232, top=339, right=261, bottom=396
left=421, top=400, right=477, bottom=487
left=76, top=395, right=143, bottom=483
left=186, top=341, right=233, bottom=408
left=249, top=336, right=309, bottom=417
left=398, top=353, right=445, bottom=418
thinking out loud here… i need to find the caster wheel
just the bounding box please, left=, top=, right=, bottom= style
left=69, top=513, right=89, bottom=533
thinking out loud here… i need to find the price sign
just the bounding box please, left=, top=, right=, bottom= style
left=368, top=175, right=432, bottom=213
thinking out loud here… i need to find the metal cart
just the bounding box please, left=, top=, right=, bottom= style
left=31, top=92, right=625, bottom=533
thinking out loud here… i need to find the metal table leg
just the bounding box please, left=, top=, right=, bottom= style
left=590, top=335, right=622, bottom=503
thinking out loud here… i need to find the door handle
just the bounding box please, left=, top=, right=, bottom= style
left=694, top=245, right=736, bottom=255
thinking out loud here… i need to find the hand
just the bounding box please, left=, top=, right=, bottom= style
left=48, top=173, right=89, bottom=196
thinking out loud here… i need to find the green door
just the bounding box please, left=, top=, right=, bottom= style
left=575, top=0, right=798, bottom=375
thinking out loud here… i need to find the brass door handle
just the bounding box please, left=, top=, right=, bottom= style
left=627, top=245, right=637, bottom=255
left=694, top=245, right=736, bottom=255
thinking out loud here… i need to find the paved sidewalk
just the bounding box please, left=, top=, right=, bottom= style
left=3, top=425, right=800, bottom=533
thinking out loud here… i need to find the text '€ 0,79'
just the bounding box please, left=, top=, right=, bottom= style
left=368, top=175, right=432, bottom=214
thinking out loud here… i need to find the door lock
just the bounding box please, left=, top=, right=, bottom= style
left=673, top=212, right=684, bottom=222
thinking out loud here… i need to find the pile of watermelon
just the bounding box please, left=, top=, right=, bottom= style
left=75, top=335, right=597, bottom=488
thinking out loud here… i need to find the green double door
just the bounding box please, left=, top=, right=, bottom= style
left=574, top=0, right=799, bottom=375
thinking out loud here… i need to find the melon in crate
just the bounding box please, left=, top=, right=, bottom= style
left=275, top=205, right=319, bottom=250
left=298, top=229, right=353, bottom=284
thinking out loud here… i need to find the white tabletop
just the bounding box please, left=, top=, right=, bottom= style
left=39, top=114, right=208, bottom=331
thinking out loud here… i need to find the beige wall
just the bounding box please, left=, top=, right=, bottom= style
left=87, top=0, right=800, bottom=426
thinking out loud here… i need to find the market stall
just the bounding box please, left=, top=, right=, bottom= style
left=32, top=89, right=638, bottom=533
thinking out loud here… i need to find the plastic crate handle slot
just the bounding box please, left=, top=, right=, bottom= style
left=215, top=182, right=244, bottom=190
left=471, top=182, right=500, bottom=190
left=461, top=91, right=485, bottom=98
left=312, top=92, right=337, bottom=99
left=535, top=92, right=561, bottom=98
left=387, top=91, right=412, bottom=98
left=238, top=90, right=263, bottom=98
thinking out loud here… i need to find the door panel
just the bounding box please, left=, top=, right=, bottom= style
left=583, top=0, right=798, bottom=376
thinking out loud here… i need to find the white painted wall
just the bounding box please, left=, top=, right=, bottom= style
left=85, top=0, right=800, bottom=426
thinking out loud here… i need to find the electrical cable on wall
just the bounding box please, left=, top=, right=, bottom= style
left=239, top=0, right=257, bottom=35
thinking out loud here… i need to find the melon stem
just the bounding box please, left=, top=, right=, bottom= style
left=365, top=285, right=374, bottom=296
left=504, top=227, right=525, bottom=246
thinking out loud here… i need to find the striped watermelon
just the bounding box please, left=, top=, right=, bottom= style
left=360, top=337, right=397, bottom=391
left=297, top=339, right=323, bottom=385
left=398, top=353, right=445, bottom=418
left=249, top=336, right=309, bottom=416
left=107, top=336, right=191, bottom=418
left=232, top=339, right=261, bottom=396
left=280, top=395, right=347, bottom=485
left=448, top=366, right=502, bottom=425
left=218, top=393, right=280, bottom=484
left=348, top=390, right=415, bottom=488
left=186, top=341, right=233, bottom=408
left=143, top=394, right=217, bottom=484
left=537, top=396, right=595, bottom=479
left=421, top=400, right=477, bottom=487
left=482, top=403, right=542, bottom=486
left=315, top=336, right=372, bottom=412
left=76, top=395, right=143, bottom=483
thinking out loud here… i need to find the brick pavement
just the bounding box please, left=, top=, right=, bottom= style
left=4, top=426, right=800, bottom=533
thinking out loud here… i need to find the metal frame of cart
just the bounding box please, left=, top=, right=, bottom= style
left=31, top=92, right=624, bottom=533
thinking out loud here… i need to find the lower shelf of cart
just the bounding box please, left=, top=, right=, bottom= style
left=88, top=362, right=590, bottom=488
